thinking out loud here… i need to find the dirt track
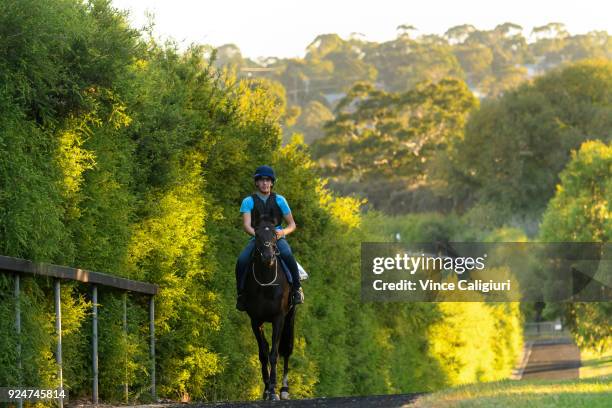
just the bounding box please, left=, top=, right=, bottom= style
left=521, top=339, right=581, bottom=380
left=182, top=393, right=423, bottom=408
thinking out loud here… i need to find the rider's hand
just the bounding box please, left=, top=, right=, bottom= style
left=275, top=229, right=285, bottom=240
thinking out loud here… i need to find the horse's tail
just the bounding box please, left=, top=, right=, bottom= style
left=279, top=305, right=296, bottom=358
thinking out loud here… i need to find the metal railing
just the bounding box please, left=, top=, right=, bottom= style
left=0, top=255, right=159, bottom=407
left=524, top=320, right=570, bottom=340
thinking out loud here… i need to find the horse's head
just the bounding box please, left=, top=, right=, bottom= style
left=254, top=219, right=279, bottom=267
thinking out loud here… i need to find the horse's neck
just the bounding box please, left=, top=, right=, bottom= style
left=253, top=256, right=283, bottom=282
left=254, top=256, right=275, bottom=273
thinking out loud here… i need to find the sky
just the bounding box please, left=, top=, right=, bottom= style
left=112, top=0, right=611, bottom=60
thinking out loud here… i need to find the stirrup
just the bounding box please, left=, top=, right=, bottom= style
left=292, top=287, right=304, bottom=305
left=236, top=293, right=247, bottom=311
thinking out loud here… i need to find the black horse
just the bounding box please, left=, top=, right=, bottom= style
left=244, top=219, right=296, bottom=400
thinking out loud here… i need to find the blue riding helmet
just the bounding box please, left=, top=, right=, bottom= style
left=253, top=165, right=276, bottom=183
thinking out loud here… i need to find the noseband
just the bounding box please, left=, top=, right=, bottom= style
left=255, top=239, right=280, bottom=259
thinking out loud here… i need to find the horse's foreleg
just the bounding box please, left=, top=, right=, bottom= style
left=280, top=355, right=290, bottom=400
left=268, top=315, right=285, bottom=400
left=251, top=320, right=270, bottom=398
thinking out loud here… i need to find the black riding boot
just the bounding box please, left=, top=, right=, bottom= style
left=292, top=286, right=304, bottom=305
left=236, top=291, right=247, bottom=311
left=235, top=261, right=247, bottom=311
left=281, top=259, right=304, bottom=305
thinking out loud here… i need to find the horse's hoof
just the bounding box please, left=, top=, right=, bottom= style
left=269, top=393, right=280, bottom=401
left=280, top=391, right=290, bottom=400
left=262, top=390, right=270, bottom=400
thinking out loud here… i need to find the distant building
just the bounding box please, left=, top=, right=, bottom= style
left=323, top=92, right=346, bottom=107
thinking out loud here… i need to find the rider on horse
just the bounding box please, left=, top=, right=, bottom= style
left=235, top=165, right=304, bottom=311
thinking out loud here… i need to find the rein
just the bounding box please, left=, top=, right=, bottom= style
left=252, top=258, right=279, bottom=286
left=252, top=238, right=281, bottom=287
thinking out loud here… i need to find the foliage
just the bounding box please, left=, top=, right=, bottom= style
left=290, top=101, right=334, bottom=144
left=449, top=60, right=612, bottom=222
left=311, top=78, right=477, bottom=211
left=428, top=302, right=522, bottom=385
left=213, top=26, right=611, bottom=217
left=221, top=22, right=610, bottom=121
left=539, top=140, right=612, bottom=352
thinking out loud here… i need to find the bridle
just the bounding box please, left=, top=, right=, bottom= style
left=255, top=239, right=280, bottom=258
left=252, top=228, right=280, bottom=286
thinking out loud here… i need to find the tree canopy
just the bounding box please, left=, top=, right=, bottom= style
left=539, top=141, right=612, bottom=352
left=449, top=60, right=612, bottom=221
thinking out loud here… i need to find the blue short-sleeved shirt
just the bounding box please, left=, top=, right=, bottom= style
left=240, top=193, right=291, bottom=231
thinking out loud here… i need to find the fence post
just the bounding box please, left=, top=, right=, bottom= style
left=149, top=296, right=156, bottom=400
left=14, top=274, right=23, bottom=408
left=123, top=292, right=128, bottom=403
left=54, top=279, right=63, bottom=408
left=92, top=285, right=98, bottom=405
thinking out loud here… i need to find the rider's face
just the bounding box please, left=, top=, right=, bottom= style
left=255, top=177, right=273, bottom=193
